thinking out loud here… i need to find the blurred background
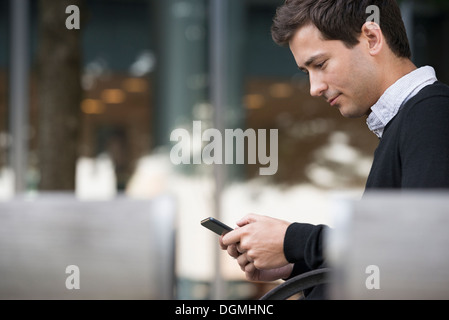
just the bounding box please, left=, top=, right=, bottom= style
left=0, top=0, right=448, bottom=300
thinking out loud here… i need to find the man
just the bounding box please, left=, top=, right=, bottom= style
left=220, top=0, right=449, bottom=299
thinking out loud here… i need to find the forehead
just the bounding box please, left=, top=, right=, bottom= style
left=288, top=24, right=347, bottom=66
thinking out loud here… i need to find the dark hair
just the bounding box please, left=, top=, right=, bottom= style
left=271, top=0, right=411, bottom=58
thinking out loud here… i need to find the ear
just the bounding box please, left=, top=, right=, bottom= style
left=361, top=21, right=383, bottom=56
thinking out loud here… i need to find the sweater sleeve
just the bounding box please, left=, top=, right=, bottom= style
left=283, top=222, right=328, bottom=277
left=400, top=93, right=449, bottom=188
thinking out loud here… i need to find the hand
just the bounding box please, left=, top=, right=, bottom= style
left=221, top=214, right=291, bottom=270
left=237, top=253, right=294, bottom=282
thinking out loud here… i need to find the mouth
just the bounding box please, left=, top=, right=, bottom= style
left=327, top=94, right=341, bottom=106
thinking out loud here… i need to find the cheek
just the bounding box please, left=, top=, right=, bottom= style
left=344, top=62, right=377, bottom=103
left=326, top=58, right=357, bottom=93
left=356, top=69, right=380, bottom=106
left=336, top=73, right=376, bottom=117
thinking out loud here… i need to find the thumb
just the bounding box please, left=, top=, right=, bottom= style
left=236, top=213, right=259, bottom=227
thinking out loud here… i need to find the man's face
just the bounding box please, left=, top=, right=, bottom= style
left=289, top=24, right=381, bottom=118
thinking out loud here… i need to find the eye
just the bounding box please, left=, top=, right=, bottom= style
left=316, top=60, right=327, bottom=69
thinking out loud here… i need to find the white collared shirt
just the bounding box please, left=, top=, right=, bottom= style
left=366, top=66, right=438, bottom=138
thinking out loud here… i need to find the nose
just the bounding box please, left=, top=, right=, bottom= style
left=309, top=73, right=328, bottom=97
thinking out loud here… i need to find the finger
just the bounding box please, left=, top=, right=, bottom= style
left=236, top=243, right=244, bottom=254
left=222, top=227, right=244, bottom=246
left=237, top=253, right=250, bottom=271
left=227, top=244, right=239, bottom=259
left=219, top=235, right=227, bottom=250
left=236, top=213, right=259, bottom=227
left=244, top=261, right=256, bottom=274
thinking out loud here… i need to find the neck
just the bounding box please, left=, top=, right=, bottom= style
left=380, top=57, right=416, bottom=93
left=364, top=57, right=416, bottom=118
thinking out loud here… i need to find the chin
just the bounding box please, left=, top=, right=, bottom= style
left=338, top=105, right=368, bottom=118
left=338, top=108, right=356, bottom=118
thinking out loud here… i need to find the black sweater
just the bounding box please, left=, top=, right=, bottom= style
left=283, top=81, right=449, bottom=299
left=365, top=81, right=449, bottom=188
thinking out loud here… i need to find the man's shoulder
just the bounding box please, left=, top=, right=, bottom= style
left=412, top=81, right=449, bottom=102
left=384, top=80, right=449, bottom=138
left=401, top=81, right=449, bottom=116
left=389, top=80, right=449, bottom=142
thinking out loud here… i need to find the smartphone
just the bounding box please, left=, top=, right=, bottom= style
left=201, top=217, right=233, bottom=236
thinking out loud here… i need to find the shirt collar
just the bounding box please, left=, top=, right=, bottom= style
left=366, top=66, right=438, bottom=138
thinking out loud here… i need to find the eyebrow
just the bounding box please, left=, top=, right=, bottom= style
left=303, top=53, right=327, bottom=68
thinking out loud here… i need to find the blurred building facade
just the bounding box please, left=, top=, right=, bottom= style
left=1, top=0, right=448, bottom=192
